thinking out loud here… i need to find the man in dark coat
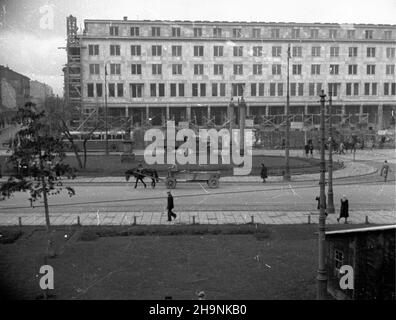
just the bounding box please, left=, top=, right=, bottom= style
left=260, top=163, right=268, bottom=183
left=304, top=144, right=309, bottom=158
left=167, top=191, right=177, bottom=221
left=337, top=195, right=349, bottom=224
left=380, top=160, right=391, bottom=182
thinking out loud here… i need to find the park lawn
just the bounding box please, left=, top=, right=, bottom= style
left=0, top=224, right=346, bottom=300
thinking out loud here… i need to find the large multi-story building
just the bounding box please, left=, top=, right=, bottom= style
left=65, top=16, right=396, bottom=133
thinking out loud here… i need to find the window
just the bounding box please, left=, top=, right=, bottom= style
left=367, top=47, right=376, bottom=57
left=150, top=83, right=156, bottom=97
left=309, top=83, right=315, bottom=96
left=384, top=30, right=392, bottom=40
left=290, top=83, right=296, bottom=96
left=212, top=83, right=218, bottom=97
left=110, top=45, right=120, bottom=56
left=310, top=29, right=319, bottom=39
left=130, top=27, right=139, bottom=36
left=253, top=46, right=262, bottom=57
left=253, top=64, right=262, bottom=75
left=233, top=64, right=243, bottom=75
left=292, top=46, right=302, bottom=57
left=365, top=30, right=373, bottom=39
left=353, top=83, right=359, bottom=95
left=170, top=83, right=177, bottom=97
left=346, top=83, right=352, bottom=96
left=372, top=83, right=377, bottom=95
left=214, top=64, right=223, bottom=75
left=152, top=27, right=161, bottom=36
left=259, top=83, right=265, bottom=96
left=110, top=26, right=119, bottom=36
left=347, top=30, right=355, bottom=39
left=200, top=83, right=206, bottom=97
left=312, top=46, right=321, bottom=57
left=172, top=64, right=182, bottom=75
left=329, top=29, right=337, bottom=39
left=117, top=83, right=123, bottom=97
left=364, top=83, right=370, bottom=95
left=172, top=45, right=182, bottom=57
left=152, top=45, right=162, bottom=56
left=292, top=64, right=302, bottom=75
left=366, top=65, right=376, bottom=75
left=193, top=27, right=202, bottom=37
left=130, top=84, right=143, bottom=98
left=192, top=83, right=198, bottom=97
left=311, top=64, right=320, bottom=75
left=272, top=46, right=282, bottom=57
left=131, top=45, right=141, bottom=56
left=233, top=46, right=243, bottom=57
left=277, top=83, right=283, bottom=96
left=386, top=65, right=395, bottom=75
left=213, top=27, right=222, bottom=37
left=88, top=44, right=99, bottom=55
left=194, top=64, right=204, bottom=75
left=108, top=83, right=115, bottom=97
left=291, top=28, right=300, bottom=39
left=271, top=28, right=280, bottom=39
left=316, top=83, right=322, bottom=95
left=269, top=83, right=275, bottom=96
left=330, top=46, right=339, bottom=57
left=232, top=83, right=245, bottom=96
left=194, top=46, right=204, bottom=56
left=110, top=63, right=121, bottom=75
left=252, top=28, right=261, bottom=38
left=131, top=64, right=142, bottom=75
left=214, top=46, right=223, bottom=57
left=348, top=64, right=357, bottom=75
left=386, top=48, right=395, bottom=58
left=159, top=83, right=165, bottom=97
left=89, top=64, right=100, bottom=75
left=87, top=83, right=94, bottom=97
left=152, top=64, right=162, bottom=75
left=220, top=83, right=226, bottom=96
left=298, top=83, right=304, bottom=96
left=335, top=250, right=344, bottom=270
left=346, top=83, right=359, bottom=96
left=179, top=83, right=185, bottom=97
left=272, top=64, right=281, bottom=75
left=348, top=47, right=358, bottom=57
left=328, top=83, right=340, bottom=96
left=384, top=83, right=396, bottom=95
left=329, top=64, right=339, bottom=75
left=233, top=28, right=242, bottom=38
left=96, top=83, right=103, bottom=97
left=251, top=83, right=257, bottom=96
left=172, top=27, right=181, bottom=37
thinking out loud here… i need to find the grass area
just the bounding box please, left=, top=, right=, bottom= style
left=0, top=223, right=368, bottom=300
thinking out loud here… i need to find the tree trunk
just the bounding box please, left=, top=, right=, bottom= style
left=83, top=140, right=88, bottom=169
left=71, top=144, right=83, bottom=169
left=41, top=175, right=55, bottom=258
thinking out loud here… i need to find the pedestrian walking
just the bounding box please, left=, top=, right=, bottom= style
left=134, top=162, right=146, bottom=188
left=380, top=160, right=391, bottom=182
left=337, top=195, right=349, bottom=224
left=304, top=144, right=309, bottom=158
left=339, top=142, right=345, bottom=154
left=167, top=191, right=177, bottom=221
left=315, top=195, right=327, bottom=217
left=309, top=143, right=314, bottom=158
left=260, top=163, right=268, bottom=183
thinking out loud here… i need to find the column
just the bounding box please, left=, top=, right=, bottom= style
left=146, top=104, right=150, bottom=121
left=246, top=103, right=250, bottom=117
left=304, top=104, right=309, bottom=115
left=341, top=104, right=346, bottom=124
left=378, top=104, right=383, bottom=129
left=207, top=105, right=211, bottom=121
left=359, top=104, right=364, bottom=123
left=125, top=105, right=129, bottom=117
left=265, top=105, right=269, bottom=116
left=186, top=105, right=191, bottom=122
left=166, top=104, right=170, bottom=121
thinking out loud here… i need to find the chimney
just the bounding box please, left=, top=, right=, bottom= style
left=123, top=16, right=128, bottom=21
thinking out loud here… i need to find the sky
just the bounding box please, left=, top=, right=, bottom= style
left=0, top=0, right=395, bottom=96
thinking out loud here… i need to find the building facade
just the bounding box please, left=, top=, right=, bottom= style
left=69, top=18, right=396, bottom=131
left=30, top=80, right=54, bottom=111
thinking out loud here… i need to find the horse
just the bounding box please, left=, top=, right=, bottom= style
left=125, top=168, right=159, bottom=188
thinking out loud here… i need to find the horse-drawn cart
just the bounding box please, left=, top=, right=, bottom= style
left=165, top=170, right=221, bottom=189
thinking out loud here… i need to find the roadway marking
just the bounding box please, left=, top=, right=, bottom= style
left=199, top=183, right=209, bottom=194
left=288, top=184, right=303, bottom=199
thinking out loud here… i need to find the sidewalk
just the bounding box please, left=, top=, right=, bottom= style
left=0, top=210, right=394, bottom=226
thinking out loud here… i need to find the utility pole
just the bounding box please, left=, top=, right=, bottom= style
left=284, top=44, right=291, bottom=181
left=104, top=64, right=109, bottom=156
left=317, top=89, right=328, bottom=300
left=327, top=93, right=335, bottom=213
left=239, top=96, right=246, bottom=156
left=229, top=97, right=235, bottom=156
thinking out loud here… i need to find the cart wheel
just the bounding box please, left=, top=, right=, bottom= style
left=165, top=178, right=177, bottom=189
left=207, top=178, right=219, bottom=188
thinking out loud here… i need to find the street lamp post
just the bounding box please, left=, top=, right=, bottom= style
left=229, top=97, right=235, bottom=155
left=239, top=96, right=246, bottom=156
left=317, top=89, right=328, bottom=300
left=284, top=44, right=291, bottom=181
left=104, top=64, right=109, bottom=156
left=327, top=93, right=335, bottom=214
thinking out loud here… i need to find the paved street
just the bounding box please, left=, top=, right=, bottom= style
left=0, top=148, right=394, bottom=226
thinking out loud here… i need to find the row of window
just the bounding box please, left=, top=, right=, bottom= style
left=89, top=44, right=396, bottom=58
left=90, top=63, right=396, bottom=76
left=107, top=25, right=393, bottom=40
left=86, top=82, right=396, bottom=98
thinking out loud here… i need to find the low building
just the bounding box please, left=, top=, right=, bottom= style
left=326, top=225, right=395, bottom=300
left=30, top=80, right=54, bottom=110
